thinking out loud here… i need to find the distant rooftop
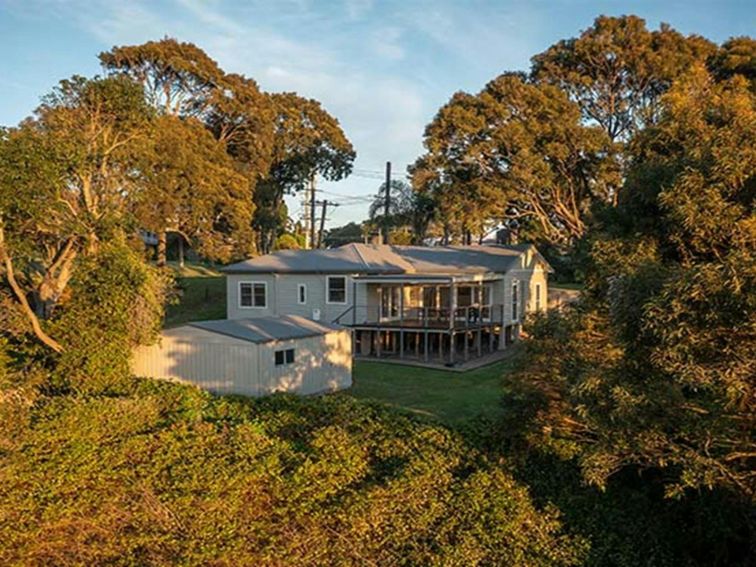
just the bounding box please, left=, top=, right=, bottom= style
left=222, top=243, right=539, bottom=275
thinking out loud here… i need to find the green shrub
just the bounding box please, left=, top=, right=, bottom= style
left=0, top=381, right=587, bottom=566
left=50, top=243, right=169, bottom=394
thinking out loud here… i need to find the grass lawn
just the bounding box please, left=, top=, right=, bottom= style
left=343, top=352, right=521, bottom=426
left=164, top=262, right=226, bottom=327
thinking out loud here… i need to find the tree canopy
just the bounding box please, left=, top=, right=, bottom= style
left=0, top=75, right=153, bottom=352
left=135, top=115, right=255, bottom=264
left=413, top=74, right=618, bottom=246
left=531, top=15, right=716, bottom=142
left=506, top=65, right=756, bottom=500
left=1, top=38, right=355, bottom=356
left=99, top=37, right=226, bottom=117
left=254, top=92, right=355, bottom=252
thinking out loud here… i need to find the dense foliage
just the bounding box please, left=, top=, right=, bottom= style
left=503, top=67, right=755, bottom=502
left=0, top=75, right=153, bottom=353
left=412, top=73, right=619, bottom=245
left=50, top=243, right=168, bottom=394
left=1, top=37, right=355, bottom=359
left=100, top=38, right=354, bottom=256
left=254, top=92, right=355, bottom=253
left=0, top=381, right=586, bottom=566
left=136, top=114, right=255, bottom=263
left=531, top=15, right=715, bottom=142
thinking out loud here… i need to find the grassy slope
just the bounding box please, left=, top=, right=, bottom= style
left=163, top=263, right=226, bottom=328
left=345, top=353, right=521, bottom=426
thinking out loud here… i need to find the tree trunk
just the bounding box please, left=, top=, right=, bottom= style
left=157, top=230, right=167, bottom=267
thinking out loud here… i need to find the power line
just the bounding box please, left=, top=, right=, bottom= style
left=319, top=190, right=375, bottom=202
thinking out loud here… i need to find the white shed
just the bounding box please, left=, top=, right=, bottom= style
left=131, top=315, right=352, bottom=397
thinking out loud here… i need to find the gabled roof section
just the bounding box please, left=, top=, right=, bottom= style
left=222, top=243, right=410, bottom=274
left=385, top=245, right=523, bottom=274
left=222, top=243, right=544, bottom=275
left=189, top=315, right=342, bottom=344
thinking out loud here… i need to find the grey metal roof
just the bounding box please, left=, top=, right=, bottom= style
left=389, top=245, right=523, bottom=274
left=221, top=243, right=410, bottom=274
left=222, top=243, right=536, bottom=275
left=188, top=315, right=343, bottom=344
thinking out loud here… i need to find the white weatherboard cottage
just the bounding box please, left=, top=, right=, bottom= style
left=223, top=243, right=551, bottom=367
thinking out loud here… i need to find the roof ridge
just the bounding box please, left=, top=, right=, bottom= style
left=351, top=242, right=371, bottom=270
left=387, top=244, right=417, bottom=274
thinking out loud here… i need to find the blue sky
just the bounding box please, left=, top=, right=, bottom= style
left=1, top=0, right=754, bottom=227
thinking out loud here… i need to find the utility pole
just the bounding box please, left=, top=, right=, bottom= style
left=383, top=161, right=391, bottom=244
left=309, top=174, right=317, bottom=249
left=318, top=199, right=328, bottom=248
left=315, top=199, right=339, bottom=248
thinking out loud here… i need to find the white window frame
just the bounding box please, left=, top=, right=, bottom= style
left=326, top=275, right=348, bottom=305
left=297, top=283, right=307, bottom=305
left=238, top=280, right=267, bottom=309
left=275, top=348, right=295, bottom=366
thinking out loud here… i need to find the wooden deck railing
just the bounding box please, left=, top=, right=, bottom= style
left=334, top=304, right=507, bottom=329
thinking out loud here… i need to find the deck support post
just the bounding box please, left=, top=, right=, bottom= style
left=424, top=331, right=429, bottom=362
left=449, top=331, right=455, bottom=365
left=378, top=285, right=383, bottom=318
left=439, top=332, right=444, bottom=361
left=399, top=283, right=404, bottom=320
left=464, top=330, right=469, bottom=361
left=352, top=280, right=357, bottom=325
left=477, top=328, right=482, bottom=357
left=399, top=283, right=405, bottom=358
left=448, top=278, right=456, bottom=366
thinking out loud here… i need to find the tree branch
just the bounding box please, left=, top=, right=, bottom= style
left=0, top=222, right=64, bottom=353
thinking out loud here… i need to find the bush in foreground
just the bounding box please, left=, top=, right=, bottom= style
left=0, top=379, right=586, bottom=566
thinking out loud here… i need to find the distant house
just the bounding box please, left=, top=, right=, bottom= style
left=222, top=243, right=551, bottom=367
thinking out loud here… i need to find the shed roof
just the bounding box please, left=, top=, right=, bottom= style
left=186, top=315, right=343, bottom=344
left=222, top=243, right=542, bottom=275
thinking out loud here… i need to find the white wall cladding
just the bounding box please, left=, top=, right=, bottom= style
left=132, top=326, right=352, bottom=397
left=226, top=273, right=355, bottom=323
